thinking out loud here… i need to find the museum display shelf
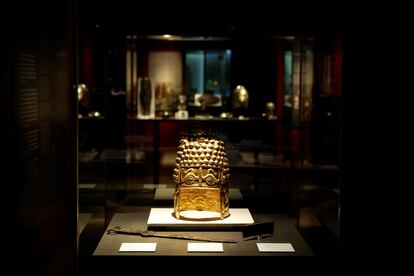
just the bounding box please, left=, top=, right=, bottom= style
left=93, top=209, right=313, bottom=256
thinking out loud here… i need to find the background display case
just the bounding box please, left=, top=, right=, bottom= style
left=77, top=2, right=342, bottom=270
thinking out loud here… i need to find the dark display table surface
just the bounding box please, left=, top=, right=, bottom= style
left=93, top=210, right=313, bottom=256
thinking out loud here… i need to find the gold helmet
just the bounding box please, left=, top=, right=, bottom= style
left=173, top=136, right=230, bottom=220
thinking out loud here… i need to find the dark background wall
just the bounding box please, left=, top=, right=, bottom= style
left=3, top=0, right=77, bottom=275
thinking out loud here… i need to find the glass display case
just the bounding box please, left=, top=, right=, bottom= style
left=77, top=3, right=342, bottom=269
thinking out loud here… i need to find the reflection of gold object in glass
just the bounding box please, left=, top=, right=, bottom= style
left=87, top=111, right=101, bottom=117
left=266, top=102, right=275, bottom=113
left=77, top=85, right=84, bottom=101
left=173, top=137, right=230, bottom=220
left=220, top=112, right=233, bottom=119
left=232, top=85, right=249, bottom=109
left=263, top=102, right=277, bottom=119
left=77, top=83, right=90, bottom=108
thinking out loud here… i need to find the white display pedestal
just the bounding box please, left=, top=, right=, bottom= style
left=147, top=208, right=254, bottom=229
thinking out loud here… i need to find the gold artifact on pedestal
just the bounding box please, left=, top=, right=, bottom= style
left=232, top=85, right=249, bottom=119
left=173, top=135, right=230, bottom=220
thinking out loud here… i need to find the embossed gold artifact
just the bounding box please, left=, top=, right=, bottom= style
left=173, top=136, right=230, bottom=220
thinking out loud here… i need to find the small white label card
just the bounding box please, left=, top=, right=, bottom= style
left=257, top=243, right=295, bottom=252
left=187, top=243, right=224, bottom=252
left=119, top=243, right=157, bottom=252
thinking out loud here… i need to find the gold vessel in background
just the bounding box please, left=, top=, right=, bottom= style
left=173, top=137, right=230, bottom=220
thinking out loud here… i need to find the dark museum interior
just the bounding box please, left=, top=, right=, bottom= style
left=3, top=0, right=403, bottom=275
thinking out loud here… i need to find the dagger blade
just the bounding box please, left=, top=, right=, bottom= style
left=107, top=227, right=238, bottom=243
